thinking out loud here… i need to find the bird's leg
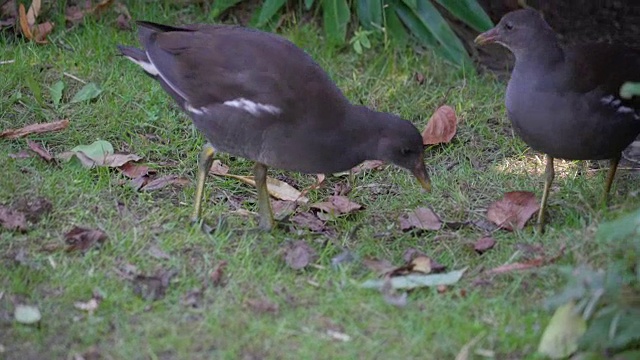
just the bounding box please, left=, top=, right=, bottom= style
left=253, top=162, right=275, bottom=231
left=602, top=154, right=621, bottom=205
left=537, top=154, right=554, bottom=231
left=191, top=143, right=216, bottom=224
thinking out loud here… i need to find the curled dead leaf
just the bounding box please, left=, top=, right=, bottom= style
left=311, top=195, right=362, bottom=216
left=27, top=140, right=53, bottom=161
left=486, top=191, right=540, bottom=231
left=399, top=207, right=442, bottom=231
left=140, top=175, right=189, bottom=191
left=1, top=119, right=69, bottom=139
left=422, top=105, right=457, bottom=145
left=0, top=205, right=28, bottom=232
left=283, top=240, right=317, bottom=270
left=245, top=297, right=279, bottom=314
left=290, top=212, right=325, bottom=232
left=351, top=160, right=385, bottom=174
left=64, top=226, right=107, bottom=252
left=209, top=159, right=229, bottom=176
left=474, top=237, right=496, bottom=254
left=118, top=162, right=151, bottom=179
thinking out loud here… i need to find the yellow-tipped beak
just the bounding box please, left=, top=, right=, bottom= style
left=412, top=161, right=431, bottom=192
left=474, top=27, right=499, bottom=45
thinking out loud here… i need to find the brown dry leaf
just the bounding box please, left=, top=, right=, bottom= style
left=65, top=5, right=86, bottom=24
left=132, top=269, right=176, bottom=301
left=290, top=212, right=325, bottom=232
left=27, top=140, right=53, bottom=161
left=18, top=3, right=32, bottom=40
left=9, top=150, right=32, bottom=159
left=181, top=288, right=203, bottom=308
left=114, top=2, right=131, bottom=30
left=474, top=237, right=496, bottom=254
left=399, top=207, right=442, bottom=231
left=209, top=160, right=229, bottom=175
left=402, top=248, right=426, bottom=263
left=64, top=226, right=107, bottom=252
left=1, top=119, right=69, bottom=139
left=102, top=153, right=142, bottom=167
left=118, top=162, right=151, bottom=179
left=311, top=195, right=362, bottom=216
left=0, top=205, right=28, bottom=232
left=486, top=191, right=540, bottom=231
left=409, top=255, right=433, bottom=274
left=245, top=297, right=279, bottom=314
left=13, top=196, right=52, bottom=223
left=363, top=258, right=396, bottom=276
left=92, top=0, right=114, bottom=15
left=389, top=255, right=445, bottom=276
left=283, top=240, right=317, bottom=270
left=25, top=0, right=40, bottom=26
left=31, top=20, right=52, bottom=43
left=422, top=105, right=457, bottom=145
left=414, top=72, right=426, bottom=85
left=214, top=173, right=309, bottom=203
left=210, top=260, right=228, bottom=287
left=140, top=175, right=190, bottom=191
left=271, top=200, right=297, bottom=220
left=351, top=160, right=385, bottom=174
left=485, top=246, right=565, bottom=275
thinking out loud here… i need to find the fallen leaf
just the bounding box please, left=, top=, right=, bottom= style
left=115, top=12, right=131, bottom=30
left=65, top=5, right=86, bottom=24
left=215, top=173, right=309, bottom=203
left=18, top=3, right=32, bottom=40
left=402, top=248, right=426, bottom=262
left=27, top=140, right=53, bottom=161
left=290, top=212, right=325, bottom=232
left=132, top=269, right=176, bottom=301
left=0, top=205, right=27, bottom=232
left=271, top=200, right=296, bottom=220
left=14, top=304, right=41, bottom=324
left=0, top=119, right=69, bottom=139
left=351, top=160, right=385, bottom=174
left=389, top=255, right=446, bottom=276
left=92, top=0, right=114, bottom=15
left=49, top=80, right=64, bottom=106
left=64, top=226, right=107, bottom=252
left=422, top=105, right=457, bottom=145
left=414, top=72, right=426, bottom=85
left=32, top=21, right=53, bottom=43
left=147, top=245, right=170, bottom=260
left=9, top=150, right=32, bottom=159
left=381, top=280, right=408, bottom=308
left=455, top=333, right=485, bottom=360
left=474, top=237, right=496, bottom=254
left=13, top=196, right=52, bottom=223
left=537, top=301, right=586, bottom=359
left=326, top=329, right=352, bottom=342
left=362, top=268, right=467, bottom=290
left=283, top=240, right=317, bottom=270
left=209, top=159, right=229, bottom=175
left=330, top=249, right=356, bottom=269
left=70, top=82, right=103, bottom=103
left=407, top=255, right=433, bottom=274
left=399, top=207, right=442, bottom=231
left=486, top=191, right=540, bottom=231
left=485, top=246, right=565, bottom=275
left=74, top=298, right=99, bottom=314
left=311, top=195, right=362, bottom=216
left=363, top=258, right=396, bottom=276
left=140, top=175, right=189, bottom=191
left=210, top=260, right=228, bottom=287
left=103, top=153, right=142, bottom=167
left=25, top=0, right=40, bottom=26
left=58, top=140, right=114, bottom=167
left=118, top=162, right=151, bottom=178
left=245, top=297, right=279, bottom=314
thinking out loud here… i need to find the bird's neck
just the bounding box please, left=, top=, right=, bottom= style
left=513, top=31, right=564, bottom=75
left=346, top=105, right=395, bottom=158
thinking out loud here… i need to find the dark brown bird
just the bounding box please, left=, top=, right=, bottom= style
left=475, top=9, right=640, bottom=230
left=118, top=21, right=430, bottom=230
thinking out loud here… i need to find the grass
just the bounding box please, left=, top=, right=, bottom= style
left=1, top=2, right=639, bottom=359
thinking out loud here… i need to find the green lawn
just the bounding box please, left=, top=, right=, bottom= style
left=2, top=2, right=639, bottom=359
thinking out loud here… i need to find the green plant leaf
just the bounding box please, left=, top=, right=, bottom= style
left=70, top=83, right=103, bottom=103
left=50, top=80, right=64, bottom=106
left=538, top=301, right=587, bottom=359
left=383, top=2, right=408, bottom=46
left=257, top=0, right=287, bottom=27
left=434, top=0, right=493, bottom=32
left=210, top=0, right=243, bottom=18
left=357, top=0, right=383, bottom=30
left=14, top=304, right=41, bottom=325
left=304, top=0, right=315, bottom=10
left=394, top=0, right=472, bottom=68
left=323, top=0, right=351, bottom=45
left=620, top=81, right=640, bottom=99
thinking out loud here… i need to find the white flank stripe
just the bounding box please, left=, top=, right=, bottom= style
left=223, top=98, right=281, bottom=116
left=125, top=56, right=159, bottom=76
left=600, top=94, right=639, bottom=117
left=185, top=103, right=206, bottom=115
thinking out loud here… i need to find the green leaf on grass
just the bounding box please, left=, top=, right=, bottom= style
left=14, top=304, right=41, bottom=324
left=361, top=268, right=466, bottom=290
left=323, top=0, right=351, bottom=45
left=538, top=301, right=587, bottom=359
left=70, top=82, right=103, bottom=103
left=434, top=0, right=493, bottom=32
left=257, top=0, right=286, bottom=27
left=50, top=80, right=64, bottom=106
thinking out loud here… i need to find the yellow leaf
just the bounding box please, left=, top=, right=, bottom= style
left=538, top=301, right=587, bottom=359
left=18, top=4, right=33, bottom=40
left=217, top=173, right=309, bottom=203
left=26, top=0, right=41, bottom=27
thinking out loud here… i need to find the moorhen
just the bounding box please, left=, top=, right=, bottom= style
left=475, top=9, right=640, bottom=229
left=118, top=21, right=430, bottom=231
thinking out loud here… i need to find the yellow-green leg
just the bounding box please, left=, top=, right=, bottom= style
left=602, top=155, right=620, bottom=205
left=191, top=143, right=216, bottom=224
left=253, top=162, right=275, bottom=231
left=537, top=154, right=554, bottom=232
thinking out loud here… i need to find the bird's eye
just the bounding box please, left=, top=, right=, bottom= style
left=400, top=147, right=412, bottom=155
left=504, top=22, right=514, bottom=30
